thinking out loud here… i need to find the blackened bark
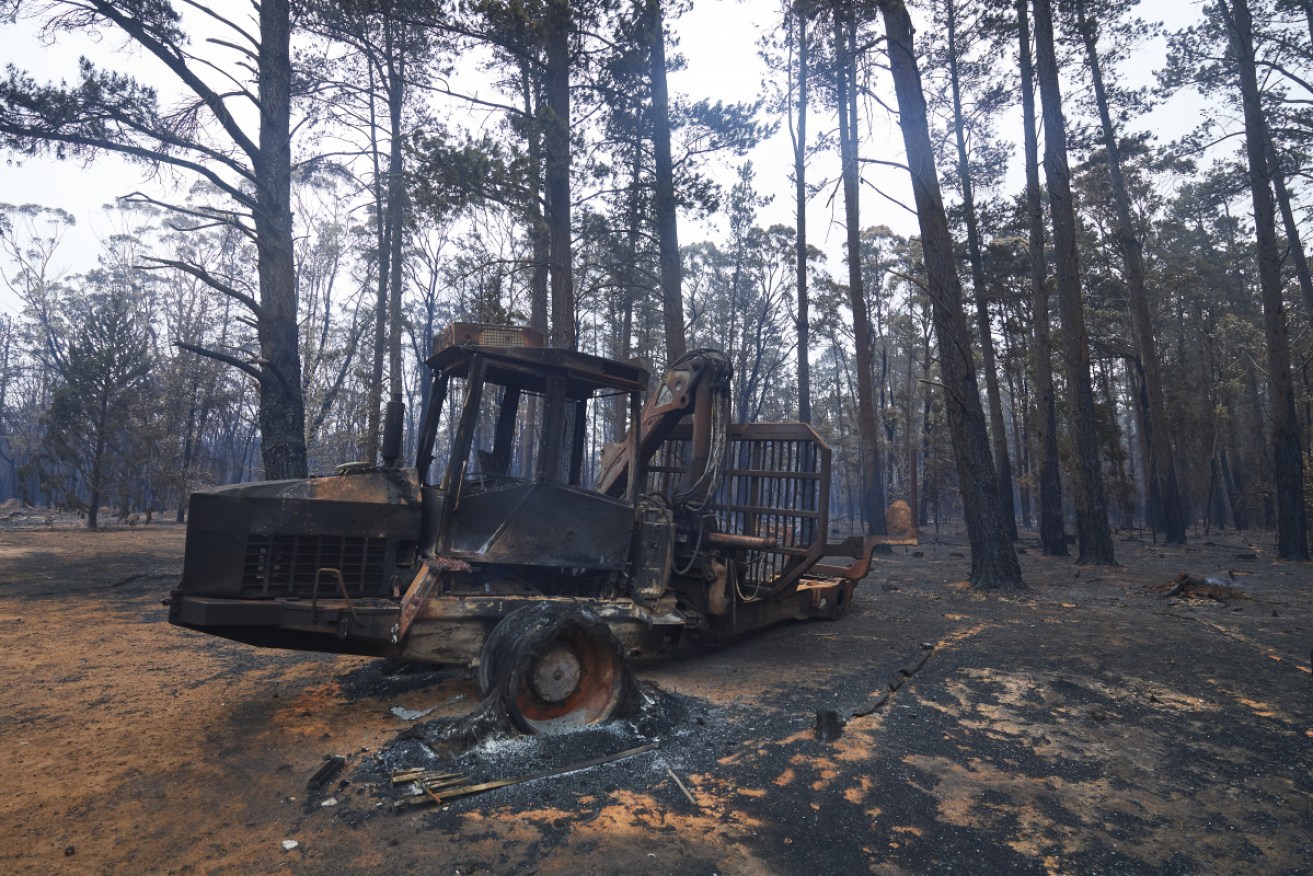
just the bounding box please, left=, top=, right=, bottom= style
left=386, top=26, right=407, bottom=421
left=1016, top=0, right=1067, bottom=556
left=176, top=388, right=196, bottom=523
left=611, top=147, right=643, bottom=441
left=1265, top=134, right=1313, bottom=317
left=945, top=0, right=1018, bottom=541
left=876, top=0, right=1023, bottom=589
left=1033, top=0, right=1114, bottom=564
left=793, top=7, right=812, bottom=423
left=88, top=401, right=106, bottom=530
left=1074, top=0, right=1185, bottom=544
left=647, top=0, right=685, bottom=362
left=523, top=65, right=549, bottom=467
left=0, top=0, right=309, bottom=479
left=255, top=0, right=307, bottom=480
left=366, top=69, right=387, bottom=463
left=1220, top=0, right=1310, bottom=560
left=833, top=2, right=887, bottom=536
left=521, top=62, right=549, bottom=335
left=1221, top=444, right=1245, bottom=529
left=544, top=0, right=575, bottom=349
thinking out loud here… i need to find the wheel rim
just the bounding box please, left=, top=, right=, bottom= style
left=507, top=624, right=624, bottom=734
left=529, top=642, right=582, bottom=702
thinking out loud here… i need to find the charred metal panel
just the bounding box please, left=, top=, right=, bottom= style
left=632, top=500, right=673, bottom=599
left=178, top=469, right=421, bottom=599
left=241, top=534, right=387, bottom=593
left=427, top=344, right=648, bottom=397
left=168, top=596, right=404, bottom=657
left=171, top=596, right=283, bottom=627
left=702, top=586, right=818, bottom=640
left=399, top=619, right=490, bottom=664
left=446, top=481, right=632, bottom=569
left=395, top=593, right=681, bottom=664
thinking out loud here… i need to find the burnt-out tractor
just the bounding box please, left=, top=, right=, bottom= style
left=168, top=323, right=913, bottom=733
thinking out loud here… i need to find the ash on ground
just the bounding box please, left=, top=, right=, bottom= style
left=356, top=682, right=763, bottom=819
left=337, top=659, right=467, bottom=702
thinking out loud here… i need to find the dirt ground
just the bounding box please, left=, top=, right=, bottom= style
left=0, top=513, right=1310, bottom=875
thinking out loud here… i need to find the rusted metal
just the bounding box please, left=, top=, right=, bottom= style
left=434, top=322, right=545, bottom=353
left=704, top=532, right=777, bottom=551
left=169, top=323, right=916, bottom=730
left=395, top=556, right=472, bottom=643
left=312, top=568, right=360, bottom=625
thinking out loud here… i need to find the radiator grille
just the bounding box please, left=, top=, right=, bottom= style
left=241, top=534, right=388, bottom=596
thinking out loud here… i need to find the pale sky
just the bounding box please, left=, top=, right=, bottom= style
left=0, top=0, right=1208, bottom=313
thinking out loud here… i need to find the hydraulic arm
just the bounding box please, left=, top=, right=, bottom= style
left=595, top=349, right=733, bottom=507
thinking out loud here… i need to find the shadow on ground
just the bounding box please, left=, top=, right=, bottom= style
left=0, top=524, right=1309, bottom=875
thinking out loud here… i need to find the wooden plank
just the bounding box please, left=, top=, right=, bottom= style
left=397, top=742, right=661, bottom=811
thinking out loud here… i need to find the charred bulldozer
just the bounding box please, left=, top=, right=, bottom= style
left=169, top=323, right=914, bottom=733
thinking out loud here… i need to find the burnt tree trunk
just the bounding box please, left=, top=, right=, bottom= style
left=366, top=71, right=387, bottom=463
left=1265, top=134, right=1313, bottom=317
left=520, top=61, right=550, bottom=336
left=1220, top=0, right=1310, bottom=559
left=611, top=146, right=643, bottom=441
left=876, top=0, right=1023, bottom=589
left=647, top=0, right=685, bottom=362
left=1074, top=0, right=1185, bottom=544
left=88, top=401, right=107, bottom=530
left=833, top=2, right=887, bottom=536
left=1033, top=0, right=1114, bottom=564
left=1016, top=0, right=1067, bottom=555
left=254, top=0, right=307, bottom=480
left=544, top=0, right=575, bottom=349
left=386, top=26, right=407, bottom=421
left=793, top=6, right=812, bottom=423
left=945, top=0, right=1018, bottom=541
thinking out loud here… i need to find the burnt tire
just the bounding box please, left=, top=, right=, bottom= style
left=832, top=580, right=856, bottom=619
left=478, top=604, right=630, bottom=735
left=806, top=579, right=857, bottom=621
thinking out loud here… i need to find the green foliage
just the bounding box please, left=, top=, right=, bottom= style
left=409, top=128, right=525, bottom=221
left=41, top=276, right=153, bottom=525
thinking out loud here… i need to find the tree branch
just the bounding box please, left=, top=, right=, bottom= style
left=860, top=177, right=918, bottom=216
left=177, top=0, right=260, bottom=51
left=117, top=192, right=256, bottom=241
left=142, top=257, right=262, bottom=316
left=175, top=340, right=264, bottom=384
left=85, top=0, right=261, bottom=162
left=0, top=118, right=258, bottom=210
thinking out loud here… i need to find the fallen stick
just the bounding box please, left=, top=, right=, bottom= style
left=665, top=766, right=698, bottom=807
left=1163, top=578, right=1188, bottom=598
left=408, top=776, right=470, bottom=793
left=396, top=741, right=661, bottom=811
left=900, top=648, right=933, bottom=677
left=390, top=769, right=465, bottom=786
left=308, top=755, right=346, bottom=790
left=852, top=690, right=889, bottom=718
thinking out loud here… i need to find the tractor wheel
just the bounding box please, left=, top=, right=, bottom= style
left=832, top=580, right=856, bottom=619
left=478, top=604, right=629, bottom=735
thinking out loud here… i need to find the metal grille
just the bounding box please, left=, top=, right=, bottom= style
left=649, top=423, right=830, bottom=590
left=241, top=534, right=388, bottom=596
left=433, top=322, right=545, bottom=354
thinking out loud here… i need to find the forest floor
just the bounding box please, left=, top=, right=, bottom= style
left=0, top=509, right=1310, bottom=875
